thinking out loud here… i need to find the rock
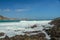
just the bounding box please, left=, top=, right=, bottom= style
left=10, top=35, right=25, bottom=40
left=0, top=33, right=47, bottom=40
left=31, top=24, right=37, bottom=28
left=50, top=17, right=60, bottom=25
left=47, top=17, right=60, bottom=40
left=0, top=32, right=5, bottom=37
left=45, top=29, right=51, bottom=35
left=4, top=35, right=10, bottom=40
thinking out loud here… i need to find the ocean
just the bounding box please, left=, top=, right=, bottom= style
left=0, top=20, right=53, bottom=40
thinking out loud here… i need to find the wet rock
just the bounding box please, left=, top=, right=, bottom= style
left=45, top=29, right=51, bottom=35
left=10, top=35, right=25, bottom=40
left=4, top=35, right=10, bottom=40
left=14, top=30, right=21, bottom=32
left=0, top=32, right=5, bottom=37
left=0, top=33, right=47, bottom=40
left=47, top=17, right=60, bottom=40
left=50, top=17, right=60, bottom=25
left=31, top=24, right=37, bottom=28
left=24, top=33, right=46, bottom=40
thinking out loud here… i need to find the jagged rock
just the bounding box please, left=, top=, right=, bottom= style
left=46, top=17, right=60, bottom=40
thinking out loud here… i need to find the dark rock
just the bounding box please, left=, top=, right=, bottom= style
left=31, top=24, right=37, bottom=28
left=0, top=33, right=47, bottom=40
left=45, top=29, right=51, bottom=35
left=0, top=32, right=5, bottom=37
left=47, top=17, right=60, bottom=40
left=50, top=17, right=60, bottom=25
left=4, top=35, right=10, bottom=40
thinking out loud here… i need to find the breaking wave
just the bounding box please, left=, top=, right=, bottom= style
left=0, top=20, right=53, bottom=40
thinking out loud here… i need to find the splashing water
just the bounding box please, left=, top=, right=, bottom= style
left=0, top=20, right=52, bottom=40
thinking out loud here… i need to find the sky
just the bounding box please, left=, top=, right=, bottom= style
left=0, top=0, right=60, bottom=19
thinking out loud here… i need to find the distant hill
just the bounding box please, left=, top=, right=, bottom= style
left=0, top=15, right=17, bottom=20
left=0, top=15, right=53, bottom=20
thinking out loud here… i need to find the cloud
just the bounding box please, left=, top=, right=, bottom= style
left=15, top=9, right=28, bottom=12
left=0, top=8, right=29, bottom=13
left=3, top=9, right=10, bottom=12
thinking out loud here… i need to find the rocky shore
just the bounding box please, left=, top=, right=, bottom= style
left=0, top=17, right=60, bottom=40
left=45, top=17, right=60, bottom=40
left=0, top=33, right=46, bottom=40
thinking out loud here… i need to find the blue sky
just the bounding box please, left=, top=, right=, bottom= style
left=0, top=0, right=60, bottom=19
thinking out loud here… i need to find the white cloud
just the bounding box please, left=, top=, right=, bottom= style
left=3, top=9, right=10, bottom=12
left=0, top=8, right=29, bottom=12
left=15, top=9, right=28, bottom=12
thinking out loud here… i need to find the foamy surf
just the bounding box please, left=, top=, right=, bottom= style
left=0, top=20, right=52, bottom=40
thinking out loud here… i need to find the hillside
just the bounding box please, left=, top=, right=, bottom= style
left=0, top=15, right=17, bottom=20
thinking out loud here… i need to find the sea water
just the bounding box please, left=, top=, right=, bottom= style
left=0, top=20, right=53, bottom=40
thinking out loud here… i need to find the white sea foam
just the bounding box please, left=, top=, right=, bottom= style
left=0, top=20, right=52, bottom=39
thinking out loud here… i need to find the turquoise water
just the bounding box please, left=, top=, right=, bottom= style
left=0, top=19, right=52, bottom=22
left=0, top=20, right=20, bottom=22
